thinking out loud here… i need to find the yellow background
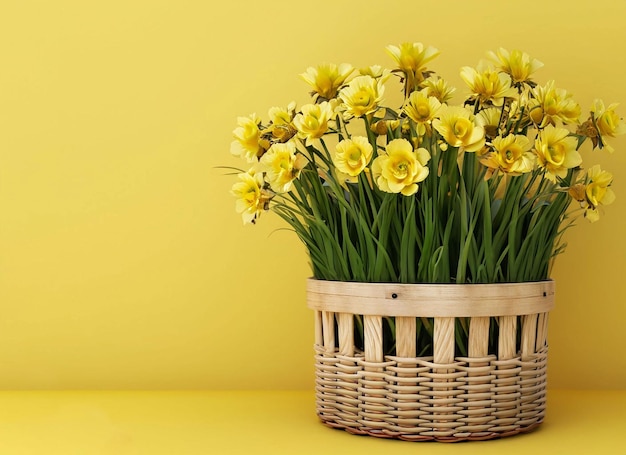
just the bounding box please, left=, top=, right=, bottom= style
left=0, top=0, right=624, bottom=390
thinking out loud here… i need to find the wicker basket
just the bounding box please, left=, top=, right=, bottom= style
left=307, top=278, right=554, bottom=442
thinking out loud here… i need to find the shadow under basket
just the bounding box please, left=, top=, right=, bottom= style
left=307, top=278, right=555, bottom=442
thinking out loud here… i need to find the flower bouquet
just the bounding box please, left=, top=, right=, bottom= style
left=225, top=42, right=623, bottom=441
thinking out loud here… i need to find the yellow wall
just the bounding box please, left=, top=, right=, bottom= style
left=0, top=0, right=624, bottom=389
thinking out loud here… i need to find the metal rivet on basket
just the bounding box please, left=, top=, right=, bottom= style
left=391, top=293, right=398, bottom=299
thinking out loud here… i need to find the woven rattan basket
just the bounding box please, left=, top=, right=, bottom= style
left=307, top=278, right=554, bottom=442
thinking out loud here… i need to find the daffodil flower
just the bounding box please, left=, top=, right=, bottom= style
left=259, top=141, right=307, bottom=193
left=338, top=75, right=385, bottom=118
left=293, top=101, right=336, bottom=145
left=590, top=100, right=626, bottom=152
left=333, top=136, right=373, bottom=181
left=534, top=125, right=581, bottom=181
left=230, top=114, right=264, bottom=162
left=487, top=48, right=543, bottom=85
left=372, top=139, right=430, bottom=196
left=481, top=134, right=535, bottom=175
left=231, top=170, right=270, bottom=224
left=433, top=106, right=485, bottom=152
left=300, top=63, right=353, bottom=100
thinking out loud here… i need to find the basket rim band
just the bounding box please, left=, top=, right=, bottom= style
left=306, top=278, right=554, bottom=317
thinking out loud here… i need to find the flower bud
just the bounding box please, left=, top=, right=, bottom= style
left=372, top=120, right=388, bottom=135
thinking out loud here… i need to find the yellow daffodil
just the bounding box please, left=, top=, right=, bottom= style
left=386, top=42, right=440, bottom=93
left=586, top=164, right=615, bottom=207
left=266, top=102, right=297, bottom=142
left=420, top=76, right=456, bottom=103
left=230, top=114, right=264, bottom=162
left=403, top=88, right=441, bottom=128
left=259, top=141, right=307, bottom=193
left=338, top=75, right=384, bottom=118
left=432, top=106, right=486, bottom=152
left=300, top=63, right=354, bottom=100
left=528, top=81, right=581, bottom=126
left=372, top=138, right=430, bottom=196
left=268, top=102, right=296, bottom=125
left=570, top=166, right=617, bottom=222
left=460, top=65, right=516, bottom=107
left=333, top=136, right=373, bottom=181
left=590, top=99, right=626, bottom=152
left=386, top=42, right=439, bottom=74
left=359, top=65, right=391, bottom=79
left=231, top=169, right=271, bottom=224
left=481, top=134, right=535, bottom=175
left=476, top=107, right=501, bottom=139
left=293, top=101, right=336, bottom=145
left=487, top=48, right=543, bottom=85
left=534, top=125, right=581, bottom=181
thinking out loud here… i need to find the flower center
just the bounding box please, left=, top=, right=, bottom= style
left=417, top=104, right=430, bottom=118
left=547, top=144, right=565, bottom=165
left=454, top=118, right=472, bottom=139
left=356, top=90, right=371, bottom=106
left=395, top=161, right=409, bottom=177
left=348, top=146, right=362, bottom=163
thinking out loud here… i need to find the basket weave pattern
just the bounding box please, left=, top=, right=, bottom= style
left=307, top=279, right=554, bottom=442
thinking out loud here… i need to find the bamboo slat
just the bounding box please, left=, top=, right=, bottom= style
left=498, top=316, right=518, bottom=360
left=338, top=313, right=354, bottom=356
left=395, top=317, right=417, bottom=358
left=521, top=314, right=538, bottom=358
left=468, top=317, right=490, bottom=357
left=434, top=317, right=455, bottom=365
left=363, top=315, right=383, bottom=363
left=307, top=279, right=554, bottom=317
left=321, top=311, right=335, bottom=354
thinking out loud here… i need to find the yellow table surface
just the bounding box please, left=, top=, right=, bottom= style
left=0, top=390, right=623, bottom=454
